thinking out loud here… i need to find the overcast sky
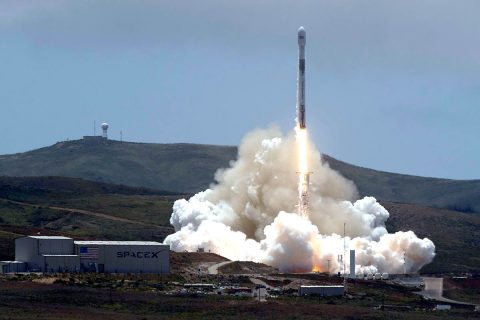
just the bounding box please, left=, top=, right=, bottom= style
left=0, top=0, right=479, bottom=179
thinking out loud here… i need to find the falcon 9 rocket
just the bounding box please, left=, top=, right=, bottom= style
left=297, top=26, right=306, bottom=129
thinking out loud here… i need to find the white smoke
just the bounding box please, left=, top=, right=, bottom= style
left=165, top=127, right=435, bottom=273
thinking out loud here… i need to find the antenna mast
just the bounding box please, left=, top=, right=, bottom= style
left=343, top=222, right=347, bottom=293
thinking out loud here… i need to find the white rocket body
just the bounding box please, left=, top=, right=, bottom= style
left=297, top=27, right=306, bottom=129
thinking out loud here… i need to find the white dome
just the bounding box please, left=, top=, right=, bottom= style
left=101, top=123, right=109, bottom=129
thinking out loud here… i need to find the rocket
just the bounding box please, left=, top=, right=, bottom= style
left=297, top=26, right=306, bottom=129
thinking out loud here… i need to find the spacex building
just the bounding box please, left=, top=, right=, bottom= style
left=1, top=236, right=169, bottom=274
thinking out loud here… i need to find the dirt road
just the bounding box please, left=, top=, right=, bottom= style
left=208, top=261, right=234, bottom=274
left=2, top=198, right=169, bottom=229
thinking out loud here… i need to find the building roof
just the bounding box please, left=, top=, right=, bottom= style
left=27, top=236, right=72, bottom=240
left=0, top=261, right=25, bottom=264
left=74, top=241, right=165, bottom=246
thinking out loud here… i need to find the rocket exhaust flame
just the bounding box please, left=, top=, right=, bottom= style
left=163, top=27, right=436, bottom=274
left=296, top=127, right=310, bottom=218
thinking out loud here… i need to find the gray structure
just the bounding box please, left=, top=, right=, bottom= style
left=15, top=236, right=77, bottom=272
left=74, top=241, right=169, bottom=273
left=298, top=285, right=344, bottom=297
left=349, top=249, right=356, bottom=278
left=4, top=236, right=169, bottom=274
left=1, top=261, right=26, bottom=273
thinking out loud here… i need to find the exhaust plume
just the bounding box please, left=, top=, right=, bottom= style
left=164, top=127, right=435, bottom=273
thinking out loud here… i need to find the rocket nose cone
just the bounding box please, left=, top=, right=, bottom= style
left=298, top=26, right=306, bottom=36
left=298, top=26, right=306, bottom=45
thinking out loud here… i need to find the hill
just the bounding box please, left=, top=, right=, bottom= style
left=382, top=201, right=480, bottom=274
left=0, top=138, right=478, bottom=213
left=325, top=155, right=480, bottom=214
left=0, top=177, right=478, bottom=273
left=0, top=176, right=179, bottom=261
left=0, top=139, right=237, bottom=194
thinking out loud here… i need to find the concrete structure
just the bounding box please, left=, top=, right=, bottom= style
left=74, top=241, right=169, bottom=273
left=6, top=236, right=169, bottom=274
left=0, top=261, right=26, bottom=273
left=349, top=249, right=355, bottom=278
left=14, top=236, right=76, bottom=272
left=299, top=285, right=344, bottom=297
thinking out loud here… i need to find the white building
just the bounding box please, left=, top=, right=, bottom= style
left=3, top=236, right=169, bottom=274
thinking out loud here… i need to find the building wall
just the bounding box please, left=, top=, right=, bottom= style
left=75, top=244, right=169, bottom=274
left=13, top=237, right=170, bottom=274
left=15, top=237, right=42, bottom=270
left=0, top=262, right=26, bottom=273
left=15, top=237, right=75, bottom=271
left=38, top=238, right=74, bottom=255
left=44, top=256, right=80, bottom=273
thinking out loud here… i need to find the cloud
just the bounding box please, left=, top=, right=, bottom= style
left=164, top=127, right=435, bottom=273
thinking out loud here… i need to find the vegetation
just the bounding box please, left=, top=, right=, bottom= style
left=0, top=176, right=479, bottom=273
left=0, top=177, right=176, bottom=260
left=0, top=139, right=478, bottom=214
left=325, top=155, right=480, bottom=213
left=443, top=278, right=480, bottom=305
left=0, top=274, right=477, bottom=319
left=0, top=139, right=236, bottom=193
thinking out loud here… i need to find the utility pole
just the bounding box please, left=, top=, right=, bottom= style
left=343, top=222, right=347, bottom=294
left=327, top=259, right=331, bottom=275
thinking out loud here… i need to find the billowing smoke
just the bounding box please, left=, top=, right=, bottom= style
left=164, top=127, right=435, bottom=273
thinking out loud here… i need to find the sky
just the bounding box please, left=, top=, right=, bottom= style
left=0, top=0, right=478, bottom=179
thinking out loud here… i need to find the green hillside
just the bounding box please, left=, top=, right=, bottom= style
left=325, top=155, right=480, bottom=214
left=0, top=139, right=236, bottom=194
left=0, top=176, right=478, bottom=273
left=0, top=138, right=478, bottom=213
left=0, top=177, right=178, bottom=261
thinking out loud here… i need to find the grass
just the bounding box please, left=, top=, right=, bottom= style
left=443, top=278, right=480, bottom=305
left=0, top=139, right=478, bottom=214
left=0, top=275, right=477, bottom=319
left=0, top=176, right=479, bottom=274
left=0, top=177, right=176, bottom=261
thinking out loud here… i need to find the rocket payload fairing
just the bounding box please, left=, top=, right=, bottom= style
left=297, top=26, right=306, bottom=129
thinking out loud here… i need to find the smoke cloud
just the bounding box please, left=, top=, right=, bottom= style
left=164, top=127, right=435, bottom=273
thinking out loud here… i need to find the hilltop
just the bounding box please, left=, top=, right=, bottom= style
left=0, top=138, right=479, bottom=213
left=0, top=139, right=236, bottom=194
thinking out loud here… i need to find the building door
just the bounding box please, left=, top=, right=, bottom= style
left=2, top=265, right=8, bottom=274
left=98, top=264, right=105, bottom=273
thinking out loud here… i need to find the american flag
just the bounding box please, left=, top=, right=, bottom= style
left=79, top=247, right=99, bottom=259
